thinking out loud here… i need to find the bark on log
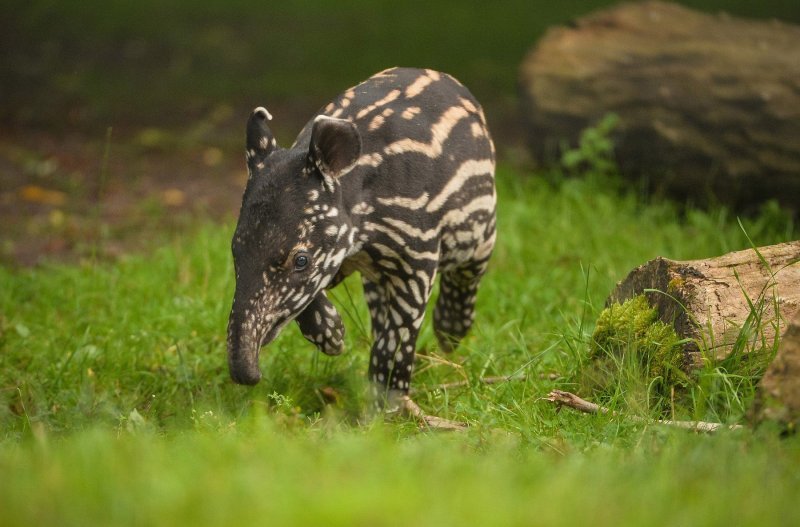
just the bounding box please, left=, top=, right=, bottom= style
left=608, top=241, right=800, bottom=368
left=752, top=311, right=800, bottom=431
left=518, top=1, right=800, bottom=211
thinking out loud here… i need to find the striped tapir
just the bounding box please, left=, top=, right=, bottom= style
left=227, top=67, right=496, bottom=408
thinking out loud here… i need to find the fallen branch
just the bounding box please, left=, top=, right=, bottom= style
left=399, top=396, right=468, bottom=431
left=543, top=389, right=743, bottom=433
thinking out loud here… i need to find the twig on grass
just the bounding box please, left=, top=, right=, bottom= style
left=399, top=396, right=468, bottom=431
left=543, top=389, right=744, bottom=433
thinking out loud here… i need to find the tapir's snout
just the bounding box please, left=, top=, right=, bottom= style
left=228, top=347, right=262, bottom=385
left=230, top=363, right=261, bottom=385
left=226, top=307, right=265, bottom=386
left=227, top=304, right=293, bottom=386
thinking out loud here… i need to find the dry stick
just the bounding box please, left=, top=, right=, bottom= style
left=399, top=396, right=468, bottom=431
left=544, top=390, right=744, bottom=433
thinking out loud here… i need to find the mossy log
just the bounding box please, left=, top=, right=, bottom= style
left=607, top=241, right=800, bottom=369
left=518, top=1, right=800, bottom=210
left=752, top=311, right=800, bottom=431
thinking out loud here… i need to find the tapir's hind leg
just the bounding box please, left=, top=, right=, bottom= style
left=433, top=257, right=491, bottom=353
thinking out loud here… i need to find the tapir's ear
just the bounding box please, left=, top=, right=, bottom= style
left=246, top=107, right=277, bottom=161
left=309, top=115, right=361, bottom=187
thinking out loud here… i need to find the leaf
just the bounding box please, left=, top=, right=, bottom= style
left=161, top=189, right=186, bottom=207
left=15, top=323, right=31, bottom=338
left=19, top=185, right=67, bottom=206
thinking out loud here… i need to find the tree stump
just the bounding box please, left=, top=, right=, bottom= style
left=518, top=1, right=800, bottom=211
left=607, top=241, right=800, bottom=368
left=752, top=311, right=800, bottom=431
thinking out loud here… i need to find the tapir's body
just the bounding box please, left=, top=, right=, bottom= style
left=228, top=67, right=496, bottom=405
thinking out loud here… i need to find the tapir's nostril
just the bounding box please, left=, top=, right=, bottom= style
left=230, top=365, right=262, bottom=385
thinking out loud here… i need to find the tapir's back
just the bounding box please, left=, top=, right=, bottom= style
left=293, top=67, right=496, bottom=271
left=295, top=68, right=494, bottom=197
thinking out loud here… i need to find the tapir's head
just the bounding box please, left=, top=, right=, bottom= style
left=227, top=107, right=361, bottom=385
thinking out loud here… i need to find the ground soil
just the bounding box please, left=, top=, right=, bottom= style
left=0, top=112, right=527, bottom=268
left=0, top=125, right=248, bottom=267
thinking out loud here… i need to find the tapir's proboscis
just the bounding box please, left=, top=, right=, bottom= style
left=227, top=67, right=496, bottom=411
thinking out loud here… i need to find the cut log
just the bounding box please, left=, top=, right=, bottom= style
left=518, top=1, right=800, bottom=211
left=752, top=311, right=800, bottom=431
left=607, top=241, right=800, bottom=368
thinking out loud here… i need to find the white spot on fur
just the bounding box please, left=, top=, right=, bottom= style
left=368, top=114, right=385, bottom=131
left=376, top=192, right=429, bottom=210
left=384, top=106, right=469, bottom=158
left=459, top=97, right=477, bottom=113
left=405, top=74, right=434, bottom=98
left=401, top=107, right=421, bottom=120
left=356, top=89, right=401, bottom=120
left=398, top=328, right=410, bottom=342
left=390, top=308, right=403, bottom=327
left=352, top=202, right=375, bottom=215
left=425, top=69, right=441, bottom=81
left=355, top=152, right=384, bottom=168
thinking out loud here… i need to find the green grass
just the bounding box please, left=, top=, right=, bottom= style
left=2, top=426, right=799, bottom=526
left=1, top=167, right=798, bottom=526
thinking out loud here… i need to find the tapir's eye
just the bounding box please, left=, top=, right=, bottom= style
left=293, top=252, right=310, bottom=271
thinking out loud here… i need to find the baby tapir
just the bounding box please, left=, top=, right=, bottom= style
left=227, top=67, right=496, bottom=406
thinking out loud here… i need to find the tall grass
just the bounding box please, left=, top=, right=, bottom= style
left=0, top=166, right=797, bottom=525
left=2, top=167, right=794, bottom=435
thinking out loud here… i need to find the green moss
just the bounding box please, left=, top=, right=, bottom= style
left=588, top=295, right=687, bottom=402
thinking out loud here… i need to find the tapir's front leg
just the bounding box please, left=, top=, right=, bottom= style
left=362, top=264, right=436, bottom=409
left=363, top=271, right=467, bottom=430
left=295, top=292, right=344, bottom=356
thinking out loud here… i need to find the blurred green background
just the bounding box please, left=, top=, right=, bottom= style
left=3, top=0, right=799, bottom=143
